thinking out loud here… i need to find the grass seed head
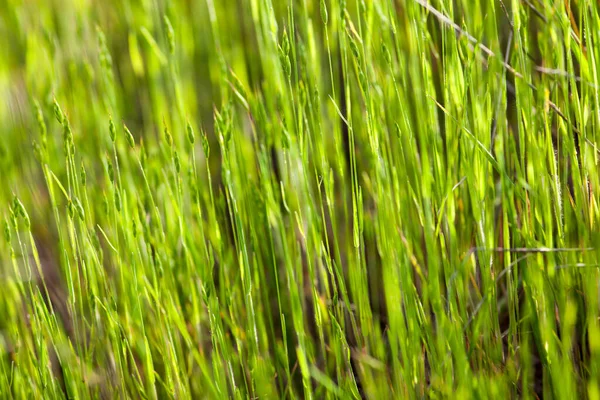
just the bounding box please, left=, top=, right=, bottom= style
left=114, top=189, right=122, bottom=211
left=201, top=129, right=210, bottom=157
left=164, top=120, right=173, bottom=147
left=124, top=124, right=135, bottom=148
left=109, top=117, right=116, bottom=142
left=320, top=0, right=328, bottom=25
left=173, top=151, right=181, bottom=173
left=186, top=122, right=195, bottom=145
left=3, top=219, right=10, bottom=243
left=34, top=100, right=47, bottom=138
left=164, top=16, right=175, bottom=55
left=53, top=99, right=64, bottom=124
left=81, top=163, right=87, bottom=186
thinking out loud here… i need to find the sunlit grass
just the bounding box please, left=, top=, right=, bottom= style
left=1, top=0, right=600, bottom=398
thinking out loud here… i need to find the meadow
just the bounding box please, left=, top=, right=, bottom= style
left=1, top=0, right=600, bottom=398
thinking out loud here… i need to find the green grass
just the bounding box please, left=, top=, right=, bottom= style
left=1, top=0, right=600, bottom=398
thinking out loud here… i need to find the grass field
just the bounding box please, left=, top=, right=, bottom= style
left=1, top=0, right=600, bottom=398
